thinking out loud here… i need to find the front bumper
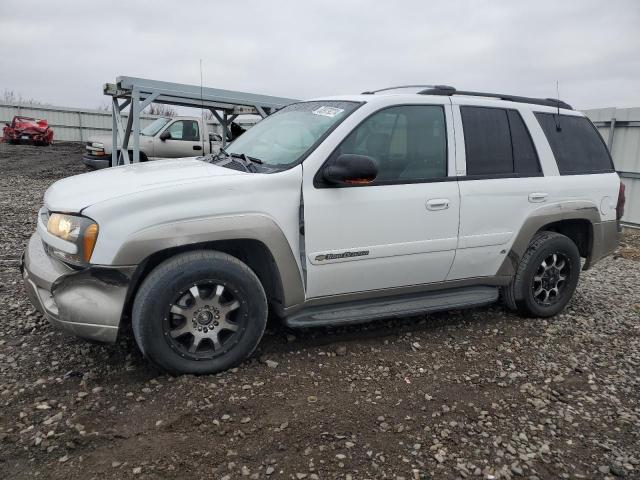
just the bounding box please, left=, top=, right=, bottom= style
left=4, top=131, right=52, bottom=144
left=21, top=232, right=135, bottom=343
left=82, top=153, right=110, bottom=170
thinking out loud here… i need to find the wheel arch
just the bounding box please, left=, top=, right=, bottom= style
left=122, top=238, right=288, bottom=323
left=114, top=215, right=305, bottom=323
left=498, top=202, right=601, bottom=276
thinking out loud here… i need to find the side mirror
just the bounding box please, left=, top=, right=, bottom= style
left=159, top=130, right=171, bottom=141
left=323, top=154, right=378, bottom=186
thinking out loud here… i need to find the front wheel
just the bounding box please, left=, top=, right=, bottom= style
left=132, top=250, right=268, bottom=375
left=504, top=231, right=581, bottom=317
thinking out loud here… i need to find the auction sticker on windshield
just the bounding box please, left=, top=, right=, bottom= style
left=312, top=106, right=344, bottom=118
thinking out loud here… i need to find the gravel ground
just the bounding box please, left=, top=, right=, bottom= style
left=1, top=142, right=639, bottom=480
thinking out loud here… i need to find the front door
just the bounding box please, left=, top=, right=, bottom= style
left=302, top=104, right=460, bottom=299
left=155, top=119, right=203, bottom=158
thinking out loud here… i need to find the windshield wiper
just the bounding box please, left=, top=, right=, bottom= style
left=205, top=148, right=264, bottom=172
left=230, top=152, right=263, bottom=165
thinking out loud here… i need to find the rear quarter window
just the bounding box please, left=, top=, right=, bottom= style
left=535, top=113, right=615, bottom=175
left=460, top=106, right=541, bottom=177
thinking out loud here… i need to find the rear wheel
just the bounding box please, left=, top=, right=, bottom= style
left=132, top=250, right=268, bottom=375
left=504, top=231, right=581, bottom=317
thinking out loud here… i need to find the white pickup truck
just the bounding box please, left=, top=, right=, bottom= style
left=82, top=116, right=222, bottom=169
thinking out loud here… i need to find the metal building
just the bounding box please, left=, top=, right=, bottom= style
left=584, top=108, right=640, bottom=227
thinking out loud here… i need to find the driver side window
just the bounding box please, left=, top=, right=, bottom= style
left=335, top=105, right=447, bottom=183
left=165, top=120, right=200, bottom=141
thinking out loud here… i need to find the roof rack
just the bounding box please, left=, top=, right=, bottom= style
left=417, top=85, right=573, bottom=110
left=361, top=85, right=438, bottom=94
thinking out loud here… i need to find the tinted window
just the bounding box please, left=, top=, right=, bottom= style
left=167, top=120, right=200, bottom=141
left=335, top=105, right=447, bottom=183
left=508, top=110, right=541, bottom=176
left=461, top=106, right=541, bottom=177
left=535, top=113, right=614, bottom=175
left=462, top=107, right=512, bottom=175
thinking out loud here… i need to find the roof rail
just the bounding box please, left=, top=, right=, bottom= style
left=418, top=85, right=573, bottom=110
left=361, top=85, right=439, bottom=94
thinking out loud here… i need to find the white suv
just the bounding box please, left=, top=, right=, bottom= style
left=22, top=85, right=623, bottom=375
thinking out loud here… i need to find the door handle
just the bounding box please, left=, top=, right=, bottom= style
left=193, top=145, right=203, bottom=151
left=528, top=192, right=548, bottom=203
left=426, top=198, right=450, bottom=211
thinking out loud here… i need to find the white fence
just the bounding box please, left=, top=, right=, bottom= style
left=0, top=102, right=165, bottom=142
left=584, top=108, right=640, bottom=227
left=0, top=102, right=255, bottom=143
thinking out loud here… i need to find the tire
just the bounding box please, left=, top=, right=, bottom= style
left=132, top=250, right=268, bottom=375
left=504, top=231, right=581, bottom=317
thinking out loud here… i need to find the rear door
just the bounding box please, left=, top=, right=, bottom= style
left=155, top=120, right=204, bottom=158
left=302, top=102, right=460, bottom=298
left=448, top=102, right=550, bottom=280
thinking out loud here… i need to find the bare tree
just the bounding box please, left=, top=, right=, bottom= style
left=95, top=102, right=111, bottom=111
left=202, top=110, right=216, bottom=120
left=2, top=89, right=46, bottom=105
left=144, top=103, right=178, bottom=117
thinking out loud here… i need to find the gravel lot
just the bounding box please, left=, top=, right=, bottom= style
left=1, top=142, right=639, bottom=480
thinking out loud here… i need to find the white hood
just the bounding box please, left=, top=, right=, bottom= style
left=44, top=158, right=245, bottom=213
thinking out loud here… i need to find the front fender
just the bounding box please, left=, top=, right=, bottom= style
left=112, top=214, right=305, bottom=308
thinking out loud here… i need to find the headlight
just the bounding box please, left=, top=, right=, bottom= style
left=88, top=142, right=106, bottom=156
left=47, top=213, right=99, bottom=265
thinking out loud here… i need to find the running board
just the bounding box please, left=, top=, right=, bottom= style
left=285, top=286, right=499, bottom=328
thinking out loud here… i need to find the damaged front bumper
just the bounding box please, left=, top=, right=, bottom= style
left=21, top=232, right=135, bottom=343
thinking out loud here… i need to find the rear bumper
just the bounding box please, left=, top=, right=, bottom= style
left=82, top=154, right=110, bottom=169
left=585, top=219, right=620, bottom=269
left=21, top=232, right=135, bottom=343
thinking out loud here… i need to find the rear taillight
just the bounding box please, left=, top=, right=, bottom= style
left=616, top=181, right=626, bottom=220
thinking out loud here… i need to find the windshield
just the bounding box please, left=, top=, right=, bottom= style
left=226, top=101, right=360, bottom=166
left=141, top=117, right=171, bottom=136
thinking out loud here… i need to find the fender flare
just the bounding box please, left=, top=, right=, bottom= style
left=497, top=201, right=601, bottom=277
left=112, top=214, right=305, bottom=308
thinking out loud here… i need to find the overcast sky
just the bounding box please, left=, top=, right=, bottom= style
left=0, top=0, right=638, bottom=111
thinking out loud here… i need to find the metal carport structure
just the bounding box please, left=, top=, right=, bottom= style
left=104, top=76, right=298, bottom=167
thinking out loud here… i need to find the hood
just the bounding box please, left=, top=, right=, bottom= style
left=44, top=158, right=245, bottom=213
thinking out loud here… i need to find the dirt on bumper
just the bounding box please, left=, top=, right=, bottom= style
left=21, top=231, right=135, bottom=343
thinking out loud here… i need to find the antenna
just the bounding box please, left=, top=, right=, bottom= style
left=200, top=59, right=206, bottom=153
left=555, top=80, right=562, bottom=132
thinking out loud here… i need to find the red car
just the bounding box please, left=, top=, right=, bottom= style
left=2, top=116, right=54, bottom=145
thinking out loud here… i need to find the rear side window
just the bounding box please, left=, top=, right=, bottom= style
left=535, top=113, right=614, bottom=175
left=461, top=106, right=541, bottom=177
